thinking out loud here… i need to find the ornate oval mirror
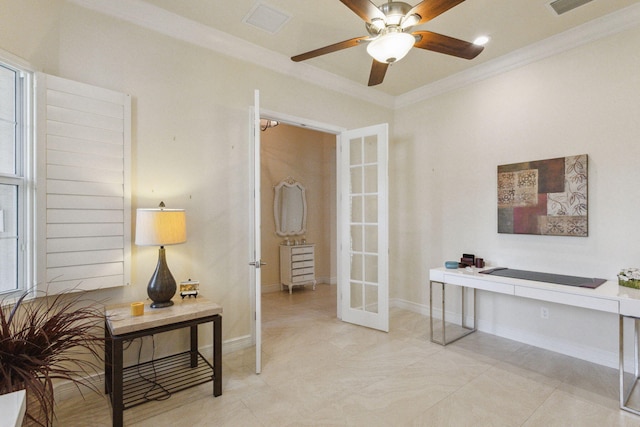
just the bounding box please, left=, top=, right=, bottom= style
left=274, top=177, right=307, bottom=236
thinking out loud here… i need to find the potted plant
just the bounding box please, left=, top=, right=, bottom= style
left=0, top=289, right=105, bottom=426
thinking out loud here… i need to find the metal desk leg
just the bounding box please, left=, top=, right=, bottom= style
left=213, top=315, right=222, bottom=397
left=621, top=315, right=640, bottom=415
left=429, top=280, right=477, bottom=345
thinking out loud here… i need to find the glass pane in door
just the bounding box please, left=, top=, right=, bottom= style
left=348, top=134, right=379, bottom=314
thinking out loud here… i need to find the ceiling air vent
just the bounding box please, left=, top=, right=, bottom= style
left=242, top=2, right=291, bottom=34
left=549, top=0, right=594, bottom=15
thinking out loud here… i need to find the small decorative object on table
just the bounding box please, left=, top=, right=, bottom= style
left=180, top=279, right=199, bottom=298
left=445, top=261, right=459, bottom=269
left=618, top=268, right=640, bottom=289
left=461, top=253, right=475, bottom=267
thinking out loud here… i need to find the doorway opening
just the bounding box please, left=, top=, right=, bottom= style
left=259, top=115, right=340, bottom=317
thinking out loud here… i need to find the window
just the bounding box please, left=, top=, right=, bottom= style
left=0, top=58, right=33, bottom=295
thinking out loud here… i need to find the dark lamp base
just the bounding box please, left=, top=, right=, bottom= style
left=147, top=246, right=177, bottom=309
left=150, top=300, right=174, bottom=309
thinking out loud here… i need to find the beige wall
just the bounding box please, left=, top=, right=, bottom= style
left=260, top=124, right=336, bottom=289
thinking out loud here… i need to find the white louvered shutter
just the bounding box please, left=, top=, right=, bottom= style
left=36, top=73, right=131, bottom=294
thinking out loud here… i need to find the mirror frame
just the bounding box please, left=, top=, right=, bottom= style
left=274, top=177, right=307, bottom=237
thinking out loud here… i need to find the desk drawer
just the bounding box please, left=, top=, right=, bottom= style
left=515, top=287, right=619, bottom=313
left=293, top=267, right=314, bottom=276
left=291, top=246, right=314, bottom=255
left=292, top=253, right=314, bottom=262
left=292, top=274, right=315, bottom=283
left=293, top=260, right=314, bottom=269
left=443, top=274, right=514, bottom=295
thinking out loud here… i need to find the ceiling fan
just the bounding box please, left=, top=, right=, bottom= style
left=291, top=0, right=485, bottom=86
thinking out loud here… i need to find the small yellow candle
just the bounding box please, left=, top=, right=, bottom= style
left=130, top=302, right=144, bottom=316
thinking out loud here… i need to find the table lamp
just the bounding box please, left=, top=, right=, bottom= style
left=135, top=202, right=186, bottom=308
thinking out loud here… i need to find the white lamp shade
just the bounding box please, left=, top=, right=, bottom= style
left=135, top=208, right=186, bottom=246
left=367, top=31, right=415, bottom=64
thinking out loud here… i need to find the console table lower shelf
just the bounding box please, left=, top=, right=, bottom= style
left=105, top=298, right=222, bottom=427
left=121, top=351, right=214, bottom=409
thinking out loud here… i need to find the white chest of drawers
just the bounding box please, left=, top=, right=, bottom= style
left=280, top=244, right=317, bottom=294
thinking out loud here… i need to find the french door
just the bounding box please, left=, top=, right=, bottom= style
left=338, top=124, right=389, bottom=332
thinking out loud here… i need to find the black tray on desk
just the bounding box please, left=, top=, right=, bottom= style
left=479, top=267, right=606, bottom=289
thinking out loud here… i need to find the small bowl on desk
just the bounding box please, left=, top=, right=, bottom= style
left=445, top=261, right=459, bottom=269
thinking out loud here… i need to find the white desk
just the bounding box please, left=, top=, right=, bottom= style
left=429, top=267, right=640, bottom=415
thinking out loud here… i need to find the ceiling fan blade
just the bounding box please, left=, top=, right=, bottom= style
left=291, top=36, right=369, bottom=62
left=407, top=0, right=466, bottom=25
left=340, top=0, right=386, bottom=23
left=368, top=60, right=389, bottom=86
left=413, top=31, right=483, bottom=59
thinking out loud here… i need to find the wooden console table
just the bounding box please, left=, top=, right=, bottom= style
left=105, top=297, right=222, bottom=427
left=429, top=267, right=640, bottom=415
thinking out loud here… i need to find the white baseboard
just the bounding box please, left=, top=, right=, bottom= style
left=262, top=283, right=282, bottom=293
left=391, top=298, right=429, bottom=316
left=483, top=320, right=617, bottom=369
left=54, top=372, right=105, bottom=402
left=391, top=297, right=619, bottom=369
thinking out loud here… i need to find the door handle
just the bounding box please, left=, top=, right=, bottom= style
left=249, top=260, right=267, bottom=269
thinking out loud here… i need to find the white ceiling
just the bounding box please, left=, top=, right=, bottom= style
left=71, top=0, right=640, bottom=107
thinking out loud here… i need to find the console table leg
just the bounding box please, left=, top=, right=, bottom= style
left=104, top=320, right=112, bottom=395
left=112, top=338, right=124, bottom=427
left=190, top=325, right=198, bottom=368
left=213, top=315, right=222, bottom=396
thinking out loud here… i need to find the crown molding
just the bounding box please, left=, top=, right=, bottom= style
left=67, top=0, right=395, bottom=109
left=394, top=2, right=640, bottom=109
left=69, top=0, right=640, bottom=111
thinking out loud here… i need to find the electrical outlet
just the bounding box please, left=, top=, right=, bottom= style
left=540, top=307, right=549, bottom=319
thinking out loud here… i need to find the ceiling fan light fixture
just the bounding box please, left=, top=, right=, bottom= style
left=400, top=13, right=420, bottom=29
left=369, top=18, right=386, bottom=32
left=366, top=31, right=415, bottom=64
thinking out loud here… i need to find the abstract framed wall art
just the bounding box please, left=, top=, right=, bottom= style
left=497, top=154, right=588, bottom=236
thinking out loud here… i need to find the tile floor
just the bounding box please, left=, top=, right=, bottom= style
left=55, top=284, right=640, bottom=426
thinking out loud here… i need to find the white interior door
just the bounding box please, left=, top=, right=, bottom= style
left=338, top=123, right=389, bottom=332
left=249, top=89, right=262, bottom=373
